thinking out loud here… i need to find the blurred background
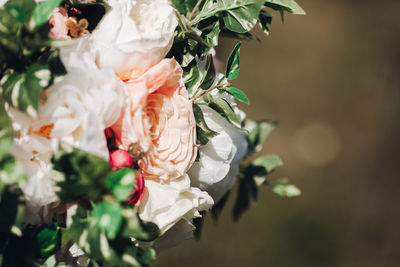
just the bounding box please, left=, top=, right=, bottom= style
left=154, top=0, right=400, bottom=266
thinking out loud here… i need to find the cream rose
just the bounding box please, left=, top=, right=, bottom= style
left=111, top=58, right=197, bottom=181
left=6, top=105, right=58, bottom=225
left=42, top=48, right=125, bottom=159
left=138, top=174, right=213, bottom=239
left=188, top=91, right=248, bottom=203
left=90, top=0, right=177, bottom=75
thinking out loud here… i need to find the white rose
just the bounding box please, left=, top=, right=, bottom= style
left=138, top=174, right=213, bottom=243
left=90, top=0, right=177, bottom=74
left=42, top=46, right=125, bottom=159
left=6, top=105, right=58, bottom=225
left=188, top=92, right=248, bottom=203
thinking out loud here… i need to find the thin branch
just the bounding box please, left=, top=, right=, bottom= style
left=188, top=0, right=203, bottom=21
left=191, top=82, right=230, bottom=102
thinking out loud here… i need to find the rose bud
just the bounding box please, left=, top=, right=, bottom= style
left=109, top=149, right=134, bottom=170
left=128, top=171, right=145, bottom=205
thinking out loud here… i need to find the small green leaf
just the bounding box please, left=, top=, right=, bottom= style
left=194, top=103, right=218, bottom=146
left=2, top=63, right=52, bottom=118
left=92, top=202, right=123, bottom=240
left=208, top=97, right=241, bottom=129
left=217, top=0, right=265, bottom=33
left=265, top=0, right=305, bottom=15
left=106, top=169, right=136, bottom=201
left=252, top=155, right=283, bottom=173
left=245, top=119, right=277, bottom=154
left=140, top=247, right=156, bottom=265
left=224, top=87, right=250, bottom=104
left=5, top=4, right=26, bottom=24
left=258, top=10, right=273, bottom=35
left=30, top=0, right=63, bottom=29
left=272, top=182, right=301, bottom=197
left=225, top=43, right=241, bottom=80
left=204, top=21, right=221, bottom=47
left=36, top=223, right=59, bottom=258
left=52, top=146, right=112, bottom=202
left=120, top=209, right=160, bottom=242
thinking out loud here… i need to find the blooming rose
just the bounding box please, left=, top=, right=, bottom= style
left=138, top=174, right=213, bottom=238
left=188, top=90, right=248, bottom=203
left=41, top=47, right=125, bottom=159
left=90, top=0, right=177, bottom=75
left=6, top=105, right=58, bottom=224
left=111, top=58, right=197, bottom=181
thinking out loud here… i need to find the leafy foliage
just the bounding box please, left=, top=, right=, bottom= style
left=0, top=0, right=66, bottom=117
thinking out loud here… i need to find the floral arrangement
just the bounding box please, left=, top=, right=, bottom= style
left=0, top=0, right=303, bottom=266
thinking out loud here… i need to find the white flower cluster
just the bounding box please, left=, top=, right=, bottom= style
left=6, top=0, right=248, bottom=248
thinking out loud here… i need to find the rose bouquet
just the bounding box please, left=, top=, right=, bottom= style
left=0, top=0, right=303, bottom=266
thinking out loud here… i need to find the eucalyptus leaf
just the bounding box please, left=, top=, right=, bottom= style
left=225, top=43, right=241, bottom=80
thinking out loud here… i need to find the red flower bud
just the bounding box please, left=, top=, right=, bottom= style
left=128, top=171, right=145, bottom=205
left=109, top=149, right=134, bottom=170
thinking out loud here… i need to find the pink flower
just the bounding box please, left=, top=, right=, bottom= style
left=111, top=58, right=197, bottom=182
left=109, top=149, right=134, bottom=170
left=49, top=7, right=68, bottom=39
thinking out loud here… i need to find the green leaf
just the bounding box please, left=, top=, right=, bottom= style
left=30, top=0, right=63, bottom=29
left=265, top=0, right=305, bottom=15
left=184, top=55, right=216, bottom=94
left=225, top=42, right=241, bottom=80
left=120, top=208, right=160, bottom=242
left=244, top=119, right=277, bottom=155
left=92, top=202, right=123, bottom=240
left=204, top=21, right=221, bottom=47
left=36, top=223, right=59, bottom=258
left=5, top=4, right=26, bottom=24
left=252, top=155, right=283, bottom=173
left=172, top=0, right=198, bottom=16
left=2, top=63, right=52, bottom=118
left=194, top=103, right=218, bottom=146
left=52, top=146, right=112, bottom=202
left=272, top=181, right=301, bottom=197
left=224, top=87, right=249, bottom=104
left=217, top=0, right=265, bottom=33
left=208, top=97, right=241, bottom=129
left=140, top=247, right=156, bottom=265
left=0, top=9, right=23, bottom=52
left=258, top=10, right=273, bottom=35
left=106, top=169, right=136, bottom=201
left=243, top=155, right=283, bottom=189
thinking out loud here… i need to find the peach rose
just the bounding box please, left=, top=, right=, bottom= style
left=111, top=58, right=197, bottom=182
